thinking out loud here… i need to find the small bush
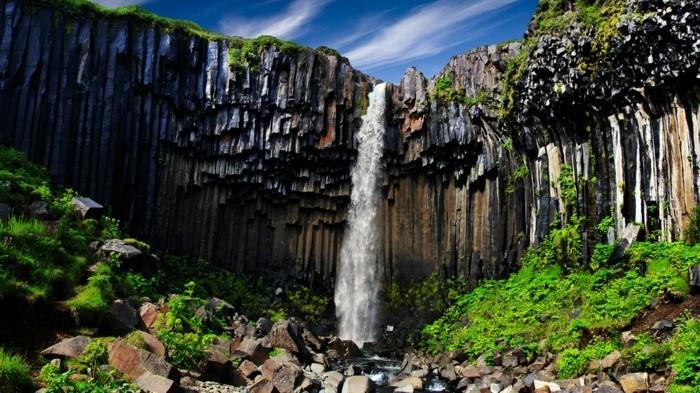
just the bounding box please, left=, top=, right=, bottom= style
left=625, top=333, right=671, bottom=372
left=0, top=348, right=32, bottom=393
left=669, top=318, right=700, bottom=392
left=557, top=340, right=617, bottom=378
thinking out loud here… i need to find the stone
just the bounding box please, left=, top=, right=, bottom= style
left=440, top=364, right=458, bottom=381
left=651, top=320, right=674, bottom=331
left=462, top=365, right=484, bottom=379
left=534, top=380, right=561, bottom=393
left=619, top=373, right=649, bottom=393
left=110, top=299, right=140, bottom=331
left=239, top=359, right=259, bottom=378
left=410, top=368, right=428, bottom=378
left=264, top=320, right=305, bottom=354
left=395, top=385, right=414, bottom=393
left=310, top=362, right=326, bottom=374
left=132, top=331, right=167, bottom=358
left=690, top=265, right=700, bottom=293
left=200, top=348, right=233, bottom=384
left=259, top=358, right=302, bottom=393
left=41, top=336, right=92, bottom=360
left=101, top=239, right=142, bottom=259
left=134, top=372, right=177, bottom=393
left=71, top=197, right=103, bottom=219
left=248, top=379, right=275, bottom=393
left=139, top=303, right=160, bottom=331
left=0, top=203, right=12, bottom=219
left=256, top=317, right=273, bottom=336
left=622, top=331, right=636, bottom=347
left=233, top=337, right=269, bottom=365
left=609, top=224, right=641, bottom=262
left=327, top=338, right=363, bottom=359
left=342, top=375, right=374, bottom=393
left=107, top=340, right=179, bottom=380
left=391, top=376, right=423, bottom=390
left=27, top=201, right=48, bottom=218
left=323, top=371, right=345, bottom=392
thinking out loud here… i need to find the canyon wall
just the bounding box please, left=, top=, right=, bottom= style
left=1, top=0, right=699, bottom=287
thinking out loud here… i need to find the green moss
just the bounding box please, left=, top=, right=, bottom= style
left=0, top=348, right=32, bottom=393
left=559, top=164, right=577, bottom=209
left=506, top=165, right=529, bottom=194
left=433, top=75, right=490, bottom=107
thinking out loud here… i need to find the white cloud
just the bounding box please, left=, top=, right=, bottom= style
left=91, top=0, right=151, bottom=7
left=218, top=0, right=331, bottom=40
left=344, top=0, right=517, bottom=70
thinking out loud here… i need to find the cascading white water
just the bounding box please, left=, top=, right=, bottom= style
left=334, top=83, right=387, bottom=346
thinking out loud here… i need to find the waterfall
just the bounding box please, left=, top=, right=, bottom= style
left=334, top=83, right=387, bottom=346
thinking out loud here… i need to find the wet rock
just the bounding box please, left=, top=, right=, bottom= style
left=101, top=239, right=142, bottom=259
left=327, top=338, right=362, bottom=359
left=619, top=373, right=649, bottom=393
left=391, top=376, right=423, bottom=390
left=41, top=336, right=92, bottom=360
left=342, top=375, right=375, bottom=393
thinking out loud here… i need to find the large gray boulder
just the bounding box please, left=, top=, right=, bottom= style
left=71, top=197, right=103, bottom=219
left=41, top=336, right=92, bottom=360
left=101, top=239, right=142, bottom=259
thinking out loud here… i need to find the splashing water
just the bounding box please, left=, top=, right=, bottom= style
left=334, top=83, right=387, bottom=346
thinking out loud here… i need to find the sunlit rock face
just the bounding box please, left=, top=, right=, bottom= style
left=1, top=0, right=699, bottom=287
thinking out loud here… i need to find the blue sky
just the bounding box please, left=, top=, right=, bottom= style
left=94, top=0, right=538, bottom=82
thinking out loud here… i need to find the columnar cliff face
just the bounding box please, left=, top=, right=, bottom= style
left=1, top=0, right=699, bottom=287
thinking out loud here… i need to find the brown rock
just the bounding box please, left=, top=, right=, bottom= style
left=619, top=373, right=649, bottom=393
left=139, top=303, right=160, bottom=331
left=107, top=340, right=179, bottom=380
left=239, top=359, right=259, bottom=378
left=461, top=365, right=484, bottom=379
left=327, top=338, right=362, bottom=359
left=233, top=337, right=269, bottom=365
left=231, top=368, right=253, bottom=387
left=600, top=350, right=621, bottom=369
left=390, top=376, right=423, bottom=390
left=133, top=331, right=167, bottom=358
left=265, top=321, right=305, bottom=354
left=134, top=372, right=177, bottom=393
left=201, top=348, right=233, bottom=383
left=41, top=336, right=92, bottom=360
left=248, top=378, right=275, bottom=393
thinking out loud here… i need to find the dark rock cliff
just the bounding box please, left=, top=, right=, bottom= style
left=1, top=0, right=699, bottom=287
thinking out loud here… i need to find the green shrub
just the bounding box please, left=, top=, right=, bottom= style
left=287, top=286, right=330, bottom=323
left=556, top=340, right=617, bottom=378
left=625, top=333, right=671, bottom=372
left=0, top=348, right=32, bottom=393
left=669, top=318, right=700, bottom=392
left=685, top=207, right=700, bottom=244
left=40, top=362, right=137, bottom=393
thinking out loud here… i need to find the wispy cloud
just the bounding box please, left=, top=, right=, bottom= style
left=218, top=0, right=331, bottom=40
left=91, top=0, right=151, bottom=7
left=343, top=0, right=517, bottom=70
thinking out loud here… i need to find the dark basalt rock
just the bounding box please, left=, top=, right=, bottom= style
left=1, top=0, right=699, bottom=288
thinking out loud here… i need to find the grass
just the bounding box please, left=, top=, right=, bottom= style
left=0, top=348, right=32, bottom=393
left=433, top=74, right=491, bottom=107
left=669, top=317, right=700, bottom=393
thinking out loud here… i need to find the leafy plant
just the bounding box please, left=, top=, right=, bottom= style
left=556, top=340, right=617, bottom=378
left=669, top=318, right=700, bottom=392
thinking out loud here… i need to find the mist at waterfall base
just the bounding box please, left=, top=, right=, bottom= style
left=334, top=83, right=387, bottom=347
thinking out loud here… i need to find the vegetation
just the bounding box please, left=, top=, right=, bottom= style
left=556, top=340, right=616, bottom=378
left=421, top=226, right=698, bottom=375
left=0, top=348, right=32, bottom=393
left=669, top=317, right=700, bottom=393
left=433, top=75, right=490, bottom=107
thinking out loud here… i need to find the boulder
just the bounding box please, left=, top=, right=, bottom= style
left=342, top=375, right=375, bottom=393
left=440, top=364, right=458, bottom=381
left=139, top=303, right=160, bottom=331
left=259, top=358, right=302, bottom=393
left=619, top=373, right=648, bottom=393
left=134, top=372, right=177, bottom=393
left=233, top=337, right=269, bottom=365
left=311, top=362, right=326, bottom=374
left=391, top=376, right=423, bottom=390
left=327, top=337, right=362, bottom=359
left=107, top=340, right=179, bottom=380
left=101, top=239, right=142, bottom=259
left=609, top=224, right=641, bottom=262
left=248, top=378, right=275, bottom=393
left=264, top=321, right=305, bottom=355
left=71, top=197, right=103, bottom=219
left=461, top=365, right=484, bottom=379
left=200, top=348, right=233, bottom=384
left=27, top=201, right=48, bottom=218
left=41, top=336, right=92, bottom=359
left=132, top=331, right=167, bottom=358
left=256, top=317, right=273, bottom=336
left=534, top=380, right=561, bottom=393
left=323, top=370, right=345, bottom=392
left=690, top=265, right=700, bottom=294
left=239, top=359, right=259, bottom=378
left=110, top=299, right=140, bottom=331
left=651, top=320, right=674, bottom=331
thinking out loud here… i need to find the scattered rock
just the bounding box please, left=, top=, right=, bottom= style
left=609, top=224, right=641, bottom=262
left=139, top=302, right=160, bottom=331
left=323, top=370, right=345, bottom=392
left=248, top=378, right=275, bottom=393
left=256, top=317, right=273, bottom=336
left=134, top=372, right=177, bottom=393
left=327, top=338, right=362, bottom=359
left=233, top=337, right=268, bottom=365
left=342, top=375, right=375, bottom=393
left=107, top=340, right=179, bottom=380
left=461, top=365, right=484, bottom=379
left=101, top=239, right=142, bottom=259
left=41, top=336, right=92, bottom=360
left=534, top=380, right=561, bottom=393
left=619, top=373, right=649, bottom=393
left=27, top=201, right=48, bottom=218
left=622, top=331, right=636, bottom=347
left=391, top=376, right=423, bottom=390
left=238, top=359, right=259, bottom=378
left=651, top=320, right=674, bottom=331
left=310, top=362, right=326, bottom=374
left=110, top=299, right=140, bottom=331
left=71, top=197, right=103, bottom=219
left=264, top=321, right=305, bottom=354
left=132, top=331, right=167, bottom=358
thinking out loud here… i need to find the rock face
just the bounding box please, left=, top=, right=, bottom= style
left=1, top=0, right=699, bottom=286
